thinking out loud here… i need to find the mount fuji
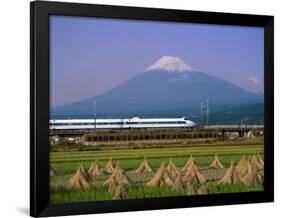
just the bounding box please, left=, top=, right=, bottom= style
left=51, top=56, right=263, bottom=117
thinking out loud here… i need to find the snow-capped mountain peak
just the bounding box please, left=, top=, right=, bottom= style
left=145, top=56, right=193, bottom=72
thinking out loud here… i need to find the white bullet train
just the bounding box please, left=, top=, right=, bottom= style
left=49, top=117, right=196, bottom=130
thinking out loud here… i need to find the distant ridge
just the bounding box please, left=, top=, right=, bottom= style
left=52, top=56, right=263, bottom=117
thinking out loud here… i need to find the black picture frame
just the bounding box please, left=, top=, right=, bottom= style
left=30, top=1, right=274, bottom=217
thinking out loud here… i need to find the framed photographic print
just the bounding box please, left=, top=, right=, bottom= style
left=30, top=1, right=274, bottom=217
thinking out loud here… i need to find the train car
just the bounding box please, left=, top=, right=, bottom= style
left=49, top=117, right=196, bottom=130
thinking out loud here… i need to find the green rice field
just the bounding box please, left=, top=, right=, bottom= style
left=50, top=142, right=264, bottom=203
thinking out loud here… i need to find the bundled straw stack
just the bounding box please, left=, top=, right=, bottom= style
left=103, top=164, right=131, bottom=199
left=146, top=163, right=173, bottom=187
left=239, top=160, right=263, bottom=187
left=135, top=158, right=153, bottom=173
left=166, top=159, right=180, bottom=180
left=197, top=185, right=209, bottom=195
left=186, top=183, right=197, bottom=195
left=208, top=154, right=224, bottom=169
left=182, top=161, right=206, bottom=184
left=218, top=156, right=263, bottom=187
left=256, top=154, right=264, bottom=167
left=113, top=185, right=128, bottom=200
left=171, top=175, right=184, bottom=191
left=88, top=160, right=104, bottom=178
left=186, top=184, right=209, bottom=195
left=250, top=154, right=264, bottom=171
left=67, top=163, right=93, bottom=189
left=235, top=155, right=248, bottom=176
left=181, top=155, right=196, bottom=172
left=146, top=157, right=206, bottom=190
left=104, top=159, right=116, bottom=174
left=218, top=160, right=241, bottom=185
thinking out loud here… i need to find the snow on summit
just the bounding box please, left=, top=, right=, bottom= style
left=145, top=56, right=193, bottom=72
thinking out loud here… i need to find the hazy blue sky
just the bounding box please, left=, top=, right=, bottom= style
left=50, top=15, right=264, bottom=107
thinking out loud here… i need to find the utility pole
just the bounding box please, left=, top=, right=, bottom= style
left=93, top=99, right=96, bottom=131
left=200, top=102, right=203, bottom=127
left=240, top=119, right=243, bottom=137
left=200, top=100, right=209, bottom=127
left=206, top=100, right=209, bottom=126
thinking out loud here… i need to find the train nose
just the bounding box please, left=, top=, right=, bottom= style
left=191, top=121, right=197, bottom=127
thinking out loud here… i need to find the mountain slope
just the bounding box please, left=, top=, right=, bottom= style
left=52, top=56, right=262, bottom=117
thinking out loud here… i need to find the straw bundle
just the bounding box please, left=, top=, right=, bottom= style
left=197, top=185, right=209, bottom=195
left=166, top=159, right=180, bottom=180
left=79, top=163, right=93, bottom=182
left=114, top=164, right=131, bottom=184
left=135, top=158, right=153, bottom=173
left=113, top=185, right=128, bottom=200
left=104, top=159, right=116, bottom=174
left=172, top=175, right=184, bottom=191
left=256, top=154, right=264, bottom=168
left=240, top=161, right=263, bottom=187
left=67, top=163, right=93, bottom=189
left=235, top=155, right=249, bottom=177
left=218, top=160, right=241, bottom=185
left=186, top=183, right=197, bottom=195
left=182, top=162, right=206, bottom=184
left=88, top=160, right=104, bottom=177
left=103, top=164, right=130, bottom=192
left=181, top=155, right=195, bottom=172
left=146, top=163, right=173, bottom=187
left=208, top=154, right=224, bottom=169
left=250, top=154, right=263, bottom=171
